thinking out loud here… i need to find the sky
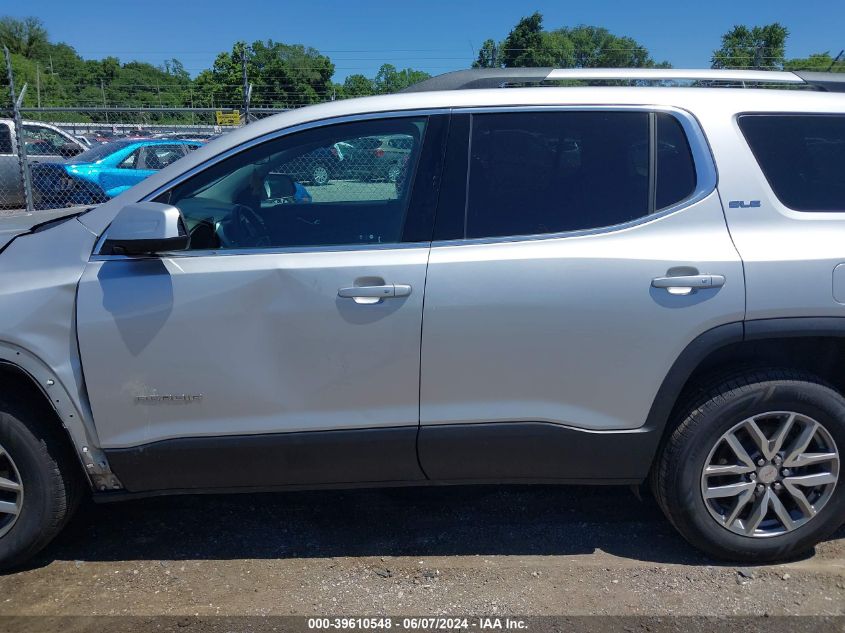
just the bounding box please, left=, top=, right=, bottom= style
left=5, top=0, right=844, bottom=81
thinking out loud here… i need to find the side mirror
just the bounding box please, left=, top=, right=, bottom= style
left=264, top=173, right=296, bottom=199
left=101, top=202, right=189, bottom=255
left=59, top=143, right=83, bottom=157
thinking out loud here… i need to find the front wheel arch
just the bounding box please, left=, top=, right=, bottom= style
left=0, top=344, right=121, bottom=491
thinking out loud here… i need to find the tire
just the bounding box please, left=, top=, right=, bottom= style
left=310, top=163, right=330, bottom=186
left=0, top=395, right=83, bottom=570
left=653, top=368, right=845, bottom=562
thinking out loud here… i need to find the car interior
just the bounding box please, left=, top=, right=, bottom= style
left=160, top=119, right=426, bottom=251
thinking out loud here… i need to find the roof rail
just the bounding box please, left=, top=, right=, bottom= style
left=400, top=68, right=845, bottom=93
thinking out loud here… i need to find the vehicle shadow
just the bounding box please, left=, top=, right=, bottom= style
left=28, top=485, right=845, bottom=569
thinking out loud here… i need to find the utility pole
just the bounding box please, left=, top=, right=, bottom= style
left=36, top=62, right=41, bottom=108
left=753, top=44, right=763, bottom=70
left=241, top=47, right=250, bottom=123
left=101, top=79, right=108, bottom=124
left=156, top=81, right=162, bottom=107
left=4, top=46, right=34, bottom=214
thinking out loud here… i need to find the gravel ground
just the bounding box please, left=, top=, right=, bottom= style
left=0, top=485, right=842, bottom=618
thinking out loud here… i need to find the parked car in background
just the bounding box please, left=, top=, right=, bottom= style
left=337, top=135, right=412, bottom=182
left=276, top=145, right=343, bottom=185
left=0, top=119, right=87, bottom=208
left=31, top=138, right=201, bottom=209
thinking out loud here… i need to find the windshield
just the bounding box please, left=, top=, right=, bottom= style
left=66, top=140, right=134, bottom=164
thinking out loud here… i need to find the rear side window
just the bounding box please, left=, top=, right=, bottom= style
left=739, top=114, right=845, bottom=211
left=656, top=113, right=697, bottom=211
left=465, top=110, right=698, bottom=239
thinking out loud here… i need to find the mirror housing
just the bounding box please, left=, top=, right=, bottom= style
left=264, top=173, right=297, bottom=199
left=101, top=202, right=189, bottom=255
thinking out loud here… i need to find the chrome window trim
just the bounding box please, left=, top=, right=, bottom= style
left=433, top=104, right=717, bottom=247
left=95, top=104, right=717, bottom=257
left=93, top=108, right=449, bottom=259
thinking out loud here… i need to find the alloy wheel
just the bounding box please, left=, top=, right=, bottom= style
left=0, top=444, right=24, bottom=539
left=312, top=165, right=329, bottom=186
left=701, top=411, right=839, bottom=537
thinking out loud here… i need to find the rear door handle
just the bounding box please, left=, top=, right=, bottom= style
left=338, top=284, right=412, bottom=302
left=652, top=274, right=725, bottom=294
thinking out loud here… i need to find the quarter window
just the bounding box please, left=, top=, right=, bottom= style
left=738, top=114, right=845, bottom=212
left=157, top=117, right=427, bottom=250
left=465, top=110, right=697, bottom=239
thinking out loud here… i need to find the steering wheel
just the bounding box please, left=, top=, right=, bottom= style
left=229, top=203, right=270, bottom=248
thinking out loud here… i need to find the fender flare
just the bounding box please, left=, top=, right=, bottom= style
left=644, top=316, right=845, bottom=440
left=0, top=342, right=121, bottom=490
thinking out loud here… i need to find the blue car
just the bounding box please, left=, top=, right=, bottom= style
left=31, top=139, right=203, bottom=209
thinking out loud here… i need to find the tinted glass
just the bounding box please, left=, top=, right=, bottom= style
left=158, top=117, right=427, bottom=250
left=466, top=111, right=650, bottom=239
left=142, top=144, right=186, bottom=169
left=656, top=112, right=696, bottom=209
left=739, top=114, right=845, bottom=211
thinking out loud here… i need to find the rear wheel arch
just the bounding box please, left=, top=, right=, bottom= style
left=647, top=318, right=845, bottom=471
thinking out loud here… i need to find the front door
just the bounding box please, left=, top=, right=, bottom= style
left=417, top=108, right=745, bottom=482
left=76, top=114, right=447, bottom=492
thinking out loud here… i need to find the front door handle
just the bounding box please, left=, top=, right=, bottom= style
left=338, top=284, right=412, bottom=303
left=652, top=274, right=725, bottom=295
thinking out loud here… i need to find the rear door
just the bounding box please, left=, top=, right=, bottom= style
left=417, top=108, right=745, bottom=482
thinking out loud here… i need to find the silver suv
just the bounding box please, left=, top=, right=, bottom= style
left=0, top=68, right=844, bottom=568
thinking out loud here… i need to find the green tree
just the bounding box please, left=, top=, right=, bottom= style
left=476, top=13, right=667, bottom=70
left=711, top=23, right=789, bottom=69
left=341, top=73, right=374, bottom=97
left=473, top=39, right=501, bottom=69
left=201, top=39, right=335, bottom=108
left=372, top=64, right=431, bottom=93
left=0, top=16, right=48, bottom=58
left=500, top=12, right=553, bottom=67
left=561, top=26, right=656, bottom=68
left=784, top=51, right=845, bottom=72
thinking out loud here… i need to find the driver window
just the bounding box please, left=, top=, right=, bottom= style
left=157, top=117, right=427, bottom=251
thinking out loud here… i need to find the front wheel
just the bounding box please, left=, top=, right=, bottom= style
left=0, top=396, right=82, bottom=570
left=653, top=369, right=844, bottom=561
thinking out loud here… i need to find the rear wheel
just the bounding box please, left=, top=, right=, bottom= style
left=0, top=396, right=83, bottom=570
left=654, top=369, right=844, bottom=561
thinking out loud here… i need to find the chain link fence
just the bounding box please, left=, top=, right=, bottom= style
left=0, top=106, right=289, bottom=213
